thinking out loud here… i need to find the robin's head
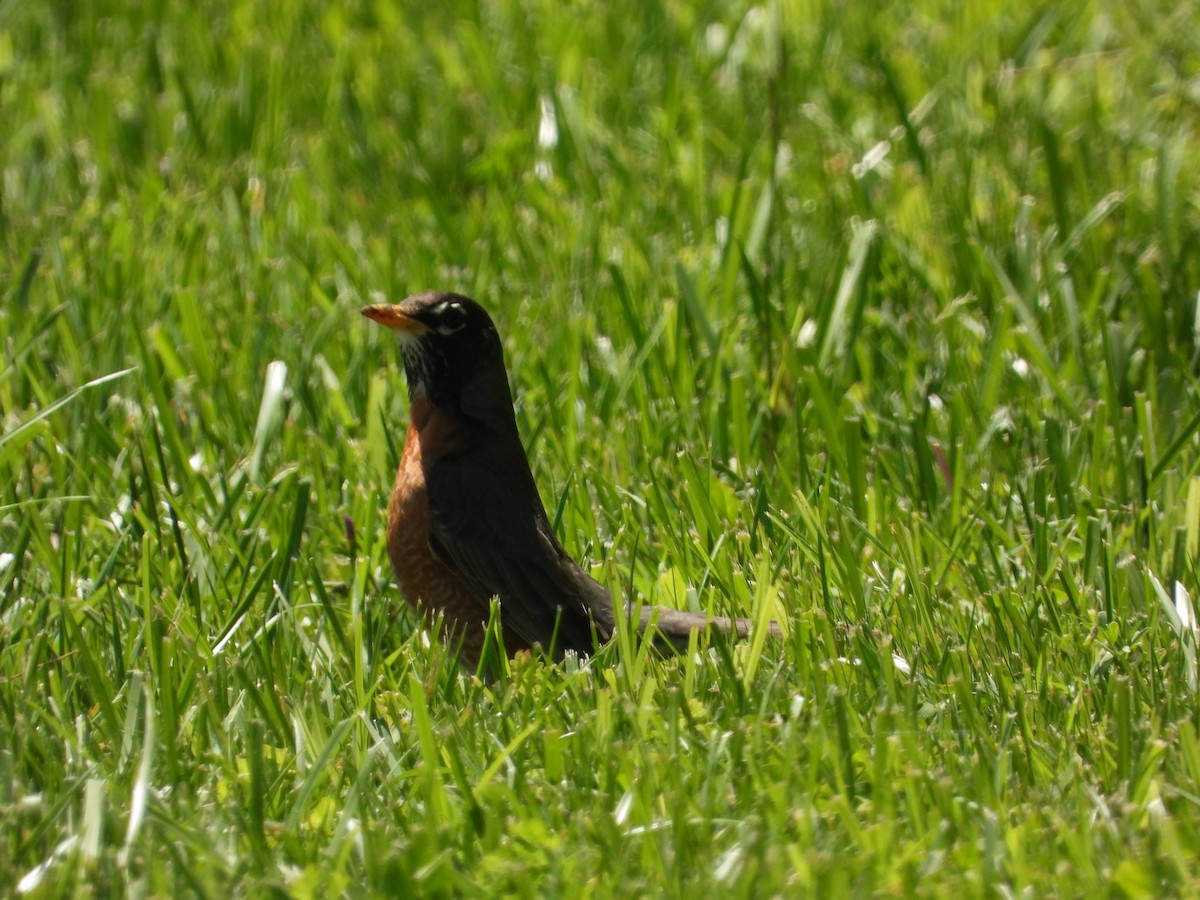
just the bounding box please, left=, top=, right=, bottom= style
left=363, top=291, right=507, bottom=409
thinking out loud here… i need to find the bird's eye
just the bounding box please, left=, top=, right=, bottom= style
left=434, top=301, right=468, bottom=335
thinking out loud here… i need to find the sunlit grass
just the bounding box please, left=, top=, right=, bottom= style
left=3, top=0, right=1200, bottom=895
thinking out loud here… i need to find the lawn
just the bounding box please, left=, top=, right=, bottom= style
left=3, top=0, right=1200, bottom=895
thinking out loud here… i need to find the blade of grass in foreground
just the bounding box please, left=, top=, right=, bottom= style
left=818, top=219, right=877, bottom=372
left=0, top=367, right=135, bottom=465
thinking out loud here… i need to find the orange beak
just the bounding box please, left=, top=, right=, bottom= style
left=361, top=304, right=429, bottom=336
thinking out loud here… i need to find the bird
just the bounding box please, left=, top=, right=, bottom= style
left=363, top=290, right=782, bottom=669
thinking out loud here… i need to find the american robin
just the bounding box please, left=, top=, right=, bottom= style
left=363, top=290, right=782, bottom=668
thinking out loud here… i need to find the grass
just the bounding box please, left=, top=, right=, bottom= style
left=2, top=0, right=1200, bottom=895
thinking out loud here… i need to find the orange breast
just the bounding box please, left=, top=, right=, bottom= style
left=386, top=400, right=530, bottom=667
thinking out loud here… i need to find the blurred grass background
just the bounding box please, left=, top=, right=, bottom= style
left=3, top=0, right=1200, bottom=894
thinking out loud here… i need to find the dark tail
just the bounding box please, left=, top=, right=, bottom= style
left=629, top=605, right=784, bottom=651
left=571, top=563, right=782, bottom=654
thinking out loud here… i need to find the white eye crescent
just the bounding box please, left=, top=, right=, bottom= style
left=434, top=301, right=467, bottom=335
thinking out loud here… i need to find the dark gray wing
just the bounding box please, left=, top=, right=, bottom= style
left=424, top=453, right=611, bottom=656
